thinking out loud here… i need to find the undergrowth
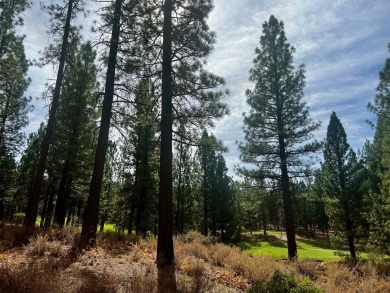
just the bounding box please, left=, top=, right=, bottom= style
left=0, top=228, right=389, bottom=292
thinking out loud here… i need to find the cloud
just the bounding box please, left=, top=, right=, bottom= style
left=206, top=0, right=390, bottom=180
left=19, top=0, right=389, bottom=181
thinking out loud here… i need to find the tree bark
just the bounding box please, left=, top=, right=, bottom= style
left=23, top=0, right=74, bottom=238
left=54, top=115, right=79, bottom=226
left=54, top=159, right=71, bottom=226
left=78, top=0, right=122, bottom=249
left=346, top=215, right=357, bottom=262
left=157, top=2, right=176, bottom=292
left=44, top=185, right=56, bottom=229
left=279, top=139, right=298, bottom=260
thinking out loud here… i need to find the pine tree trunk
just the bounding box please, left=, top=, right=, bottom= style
left=54, top=118, right=79, bottom=227
left=23, top=0, right=74, bottom=238
left=128, top=202, right=136, bottom=235
left=78, top=0, right=122, bottom=249
left=40, top=191, right=49, bottom=228
left=157, top=0, right=176, bottom=289
left=278, top=132, right=298, bottom=259
left=157, top=0, right=174, bottom=266
left=346, top=217, right=357, bottom=262
left=0, top=97, right=9, bottom=152
left=202, top=171, right=209, bottom=236
left=54, top=160, right=71, bottom=226
left=100, top=211, right=106, bottom=232
left=44, top=186, right=56, bottom=228
left=136, top=186, right=147, bottom=236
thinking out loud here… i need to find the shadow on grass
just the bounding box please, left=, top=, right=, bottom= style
left=237, top=241, right=261, bottom=250
left=238, top=239, right=288, bottom=251
left=297, top=237, right=332, bottom=250
left=267, top=240, right=287, bottom=248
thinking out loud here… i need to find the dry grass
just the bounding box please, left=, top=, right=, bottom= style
left=323, top=262, right=390, bottom=293
left=0, top=229, right=389, bottom=292
left=25, top=235, right=65, bottom=257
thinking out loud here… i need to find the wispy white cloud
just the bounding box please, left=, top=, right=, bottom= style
left=19, top=0, right=389, bottom=180
left=207, top=0, right=390, bottom=179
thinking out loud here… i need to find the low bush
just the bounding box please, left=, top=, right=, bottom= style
left=13, top=213, right=25, bottom=224
left=249, top=269, right=322, bottom=293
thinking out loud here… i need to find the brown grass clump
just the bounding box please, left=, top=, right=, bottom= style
left=225, top=252, right=277, bottom=284
left=25, top=235, right=65, bottom=257
left=175, top=231, right=277, bottom=288
left=323, top=262, right=390, bottom=293
left=0, top=259, right=63, bottom=293
left=295, top=260, right=325, bottom=281
left=209, top=243, right=233, bottom=266
left=176, top=260, right=213, bottom=293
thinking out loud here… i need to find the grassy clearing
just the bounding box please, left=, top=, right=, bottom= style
left=238, top=231, right=367, bottom=261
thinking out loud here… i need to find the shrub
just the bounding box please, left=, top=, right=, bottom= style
left=13, top=213, right=25, bottom=224
left=249, top=270, right=322, bottom=293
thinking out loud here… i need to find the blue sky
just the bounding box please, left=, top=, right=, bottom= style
left=21, top=0, right=390, bottom=179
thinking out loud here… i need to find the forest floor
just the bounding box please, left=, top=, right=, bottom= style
left=0, top=224, right=389, bottom=293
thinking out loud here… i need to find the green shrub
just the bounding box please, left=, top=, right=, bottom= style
left=13, top=213, right=25, bottom=224
left=249, top=270, right=322, bottom=293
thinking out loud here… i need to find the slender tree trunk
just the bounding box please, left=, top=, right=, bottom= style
left=128, top=201, right=136, bottom=235
left=40, top=191, right=49, bottom=228
left=23, top=0, right=74, bottom=238
left=279, top=136, right=298, bottom=259
left=54, top=120, right=78, bottom=226
left=54, top=160, right=71, bottom=226
left=202, top=171, right=208, bottom=236
left=176, top=141, right=183, bottom=234
left=157, top=0, right=176, bottom=291
left=78, top=0, right=123, bottom=249
left=262, top=205, right=267, bottom=236
left=346, top=216, right=357, bottom=262
left=100, top=210, right=106, bottom=232
left=0, top=97, right=9, bottom=152
left=76, top=198, right=82, bottom=225
left=66, top=200, right=73, bottom=226
left=44, top=186, right=56, bottom=228
left=136, top=187, right=147, bottom=236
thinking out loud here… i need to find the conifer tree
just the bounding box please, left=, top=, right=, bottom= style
left=365, top=43, right=390, bottom=255
left=173, top=123, right=195, bottom=234
left=53, top=41, right=98, bottom=227
left=0, top=0, right=32, bottom=155
left=131, top=80, right=158, bottom=236
left=238, top=15, right=321, bottom=260
left=24, top=0, right=84, bottom=237
left=322, top=112, right=365, bottom=263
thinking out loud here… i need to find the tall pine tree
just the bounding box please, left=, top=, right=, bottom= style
left=238, top=15, right=321, bottom=260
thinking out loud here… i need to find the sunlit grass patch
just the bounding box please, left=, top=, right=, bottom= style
left=238, top=232, right=368, bottom=261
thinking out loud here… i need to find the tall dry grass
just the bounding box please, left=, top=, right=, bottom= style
left=0, top=228, right=389, bottom=292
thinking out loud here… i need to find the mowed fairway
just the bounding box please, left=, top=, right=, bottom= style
left=238, top=231, right=366, bottom=261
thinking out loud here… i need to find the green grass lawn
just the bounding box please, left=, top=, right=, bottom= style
left=238, top=231, right=367, bottom=261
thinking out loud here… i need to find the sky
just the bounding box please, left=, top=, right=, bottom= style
left=20, top=0, right=390, bottom=179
